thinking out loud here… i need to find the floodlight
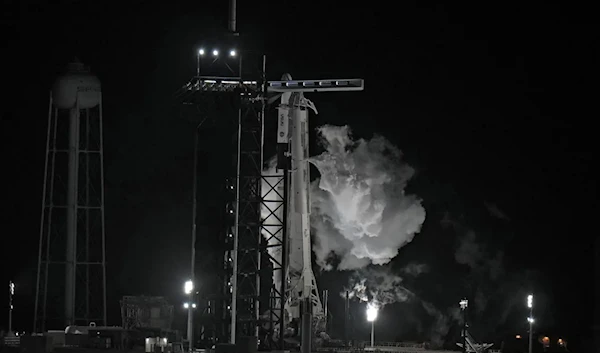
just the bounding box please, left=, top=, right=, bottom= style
left=366, top=303, right=378, bottom=322
left=184, top=280, right=193, bottom=294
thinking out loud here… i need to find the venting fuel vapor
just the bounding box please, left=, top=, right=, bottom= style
left=311, top=125, right=426, bottom=270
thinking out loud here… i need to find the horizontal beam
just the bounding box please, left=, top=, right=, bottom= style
left=267, top=79, right=364, bottom=93
left=180, top=77, right=364, bottom=94
left=179, top=76, right=258, bottom=93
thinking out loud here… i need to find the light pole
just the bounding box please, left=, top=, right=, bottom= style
left=527, top=294, right=534, bottom=353
left=459, top=298, right=468, bottom=353
left=188, top=118, right=201, bottom=352
left=185, top=280, right=194, bottom=351
left=366, top=303, right=378, bottom=347
left=8, top=281, right=15, bottom=334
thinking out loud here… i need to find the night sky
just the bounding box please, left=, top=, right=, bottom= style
left=1, top=0, right=597, bottom=350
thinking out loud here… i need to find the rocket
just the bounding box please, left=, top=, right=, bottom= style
left=270, top=73, right=363, bottom=351
left=276, top=74, right=324, bottom=332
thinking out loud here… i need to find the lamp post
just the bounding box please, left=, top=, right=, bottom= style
left=527, top=294, right=534, bottom=353
left=188, top=117, right=201, bottom=352
left=366, top=303, right=378, bottom=347
left=8, top=281, right=15, bottom=334
left=459, top=298, right=468, bottom=353
left=185, top=280, right=194, bottom=351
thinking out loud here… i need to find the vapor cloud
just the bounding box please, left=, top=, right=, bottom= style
left=402, top=262, right=430, bottom=276
left=484, top=201, right=510, bottom=221
left=310, top=125, right=426, bottom=270
left=446, top=213, right=549, bottom=338
left=342, top=266, right=415, bottom=308
left=342, top=264, right=457, bottom=348
left=422, top=302, right=462, bottom=348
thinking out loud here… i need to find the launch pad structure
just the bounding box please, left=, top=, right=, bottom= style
left=175, top=54, right=363, bottom=351
left=174, top=13, right=363, bottom=353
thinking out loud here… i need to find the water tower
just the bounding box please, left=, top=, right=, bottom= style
left=34, top=59, right=107, bottom=331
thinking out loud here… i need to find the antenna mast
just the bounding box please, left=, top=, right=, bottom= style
left=229, top=0, right=238, bottom=35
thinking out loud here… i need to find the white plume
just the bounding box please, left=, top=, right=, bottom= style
left=310, top=125, right=426, bottom=270
left=342, top=266, right=416, bottom=308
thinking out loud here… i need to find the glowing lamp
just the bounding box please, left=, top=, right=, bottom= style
left=366, top=303, right=378, bottom=322
left=541, top=336, right=550, bottom=348
left=184, top=280, right=193, bottom=294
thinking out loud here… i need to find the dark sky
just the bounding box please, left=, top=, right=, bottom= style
left=1, top=0, right=597, bottom=349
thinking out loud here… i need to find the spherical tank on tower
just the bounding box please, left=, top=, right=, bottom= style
left=52, top=59, right=101, bottom=109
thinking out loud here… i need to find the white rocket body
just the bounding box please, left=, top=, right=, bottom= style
left=275, top=79, right=324, bottom=324
left=261, top=73, right=363, bottom=346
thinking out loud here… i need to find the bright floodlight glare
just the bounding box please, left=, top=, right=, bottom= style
left=192, top=303, right=197, bottom=308
left=230, top=50, right=237, bottom=57
left=366, top=303, right=378, bottom=322
left=184, top=280, right=193, bottom=294
left=183, top=302, right=190, bottom=309
left=199, top=49, right=205, bottom=56
left=527, top=294, right=533, bottom=308
left=459, top=298, right=469, bottom=309
left=527, top=317, right=534, bottom=323
left=212, top=49, right=219, bottom=56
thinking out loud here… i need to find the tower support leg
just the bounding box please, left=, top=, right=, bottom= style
left=65, top=107, right=80, bottom=326
left=301, top=298, right=312, bottom=353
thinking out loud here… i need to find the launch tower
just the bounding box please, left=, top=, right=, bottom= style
left=174, top=1, right=364, bottom=350
left=34, top=59, right=107, bottom=331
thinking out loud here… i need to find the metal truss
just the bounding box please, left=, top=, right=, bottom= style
left=230, top=81, right=289, bottom=349
left=172, top=70, right=366, bottom=349
left=179, top=92, right=236, bottom=346
left=230, top=93, right=263, bottom=340
left=34, top=98, right=107, bottom=332
left=260, top=171, right=287, bottom=348
left=176, top=66, right=287, bottom=349
left=173, top=77, right=364, bottom=97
